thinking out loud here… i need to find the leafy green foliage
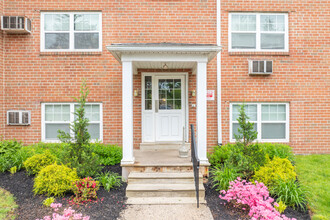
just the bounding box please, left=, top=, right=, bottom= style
left=0, top=140, right=22, bottom=155
left=210, top=165, right=241, bottom=191
left=23, top=143, right=68, bottom=161
left=271, top=179, right=308, bottom=211
left=23, top=151, right=57, bottom=175
left=0, top=147, right=33, bottom=172
left=34, top=163, right=78, bottom=197
left=90, top=143, right=122, bottom=165
left=71, top=177, right=99, bottom=204
left=96, top=171, right=122, bottom=191
left=275, top=200, right=287, bottom=214
left=57, top=80, right=102, bottom=178
left=259, top=143, right=295, bottom=162
left=253, top=157, right=296, bottom=189
left=58, top=80, right=90, bottom=146
left=225, top=143, right=268, bottom=179
left=233, top=103, right=258, bottom=146
left=207, top=144, right=235, bottom=167
left=9, top=166, right=17, bottom=175
left=43, top=197, right=55, bottom=207
left=62, top=145, right=101, bottom=178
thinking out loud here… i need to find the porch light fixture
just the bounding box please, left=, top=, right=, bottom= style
left=134, top=89, right=139, bottom=97
left=162, top=63, right=168, bottom=69
left=191, top=90, right=196, bottom=97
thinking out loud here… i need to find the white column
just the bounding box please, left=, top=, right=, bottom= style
left=121, top=61, right=135, bottom=165
left=196, top=61, right=208, bottom=164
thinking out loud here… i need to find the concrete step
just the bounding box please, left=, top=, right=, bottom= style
left=128, top=172, right=203, bottom=184
left=126, top=183, right=205, bottom=198
left=129, top=165, right=193, bottom=173
left=126, top=197, right=206, bottom=205
left=140, top=142, right=191, bottom=151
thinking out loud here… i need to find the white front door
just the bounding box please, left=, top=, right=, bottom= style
left=142, top=74, right=186, bottom=143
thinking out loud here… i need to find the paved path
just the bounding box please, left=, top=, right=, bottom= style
left=118, top=204, right=214, bottom=220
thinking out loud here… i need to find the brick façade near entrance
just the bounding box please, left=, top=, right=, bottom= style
left=0, top=0, right=328, bottom=154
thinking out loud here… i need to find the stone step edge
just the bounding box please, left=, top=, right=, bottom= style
left=126, top=197, right=206, bottom=205
left=126, top=184, right=205, bottom=191
left=128, top=172, right=202, bottom=179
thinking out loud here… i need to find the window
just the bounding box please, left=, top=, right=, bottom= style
left=230, top=103, right=289, bottom=142
left=41, top=12, right=102, bottom=52
left=42, top=103, right=102, bottom=142
left=229, top=13, right=288, bottom=52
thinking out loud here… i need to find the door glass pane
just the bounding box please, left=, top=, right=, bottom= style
left=145, top=76, right=152, bottom=110
left=262, top=123, right=286, bottom=139
left=158, top=79, right=181, bottom=110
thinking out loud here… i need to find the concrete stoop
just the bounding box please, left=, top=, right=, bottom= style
left=126, top=171, right=206, bottom=205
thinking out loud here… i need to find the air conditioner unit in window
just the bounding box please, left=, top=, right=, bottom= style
left=248, top=60, right=273, bottom=75
left=7, top=110, right=31, bottom=125
left=1, top=16, right=31, bottom=34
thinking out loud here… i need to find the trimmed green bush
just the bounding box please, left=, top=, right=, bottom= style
left=23, top=151, right=57, bottom=175
left=0, top=147, right=33, bottom=172
left=210, top=165, right=241, bottom=191
left=253, top=157, right=296, bottom=189
left=208, top=144, right=235, bottom=167
left=90, top=143, right=122, bottom=166
left=259, top=143, right=295, bottom=162
left=271, top=179, right=308, bottom=211
left=225, top=143, right=268, bottom=179
left=34, top=163, right=78, bottom=196
left=95, top=171, right=122, bottom=191
left=0, top=140, right=22, bottom=155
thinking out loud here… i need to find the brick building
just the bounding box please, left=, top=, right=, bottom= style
left=0, top=0, right=329, bottom=168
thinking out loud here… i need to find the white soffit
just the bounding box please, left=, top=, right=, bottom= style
left=107, top=43, right=222, bottom=63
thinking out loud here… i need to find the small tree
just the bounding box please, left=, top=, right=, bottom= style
left=58, top=80, right=101, bottom=177
left=234, top=103, right=258, bottom=147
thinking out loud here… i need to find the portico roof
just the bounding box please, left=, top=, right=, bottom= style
left=106, top=43, right=222, bottom=63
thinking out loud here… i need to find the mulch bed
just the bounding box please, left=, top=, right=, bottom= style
left=0, top=164, right=127, bottom=220
left=204, top=180, right=311, bottom=220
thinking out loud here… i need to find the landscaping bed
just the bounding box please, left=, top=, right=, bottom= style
left=204, top=175, right=311, bottom=220
left=0, top=164, right=127, bottom=220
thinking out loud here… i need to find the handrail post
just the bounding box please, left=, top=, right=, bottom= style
left=190, top=124, right=200, bottom=208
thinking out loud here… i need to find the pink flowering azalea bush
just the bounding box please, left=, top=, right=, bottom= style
left=220, top=178, right=296, bottom=220
left=36, top=203, right=90, bottom=220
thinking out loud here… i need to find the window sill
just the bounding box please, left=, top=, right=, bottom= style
left=40, top=51, right=102, bottom=56
left=228, top=51, right=290, bottom=56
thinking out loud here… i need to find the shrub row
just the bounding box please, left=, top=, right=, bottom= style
left=208, top=143, right=307, bottom=211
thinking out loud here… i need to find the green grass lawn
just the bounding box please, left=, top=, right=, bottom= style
left=0, top=188, right=17, bottom=220
left=295, top=155, right=330, bottom=220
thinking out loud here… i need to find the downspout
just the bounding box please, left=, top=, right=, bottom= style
left=217, top=0, right=222, bottom=145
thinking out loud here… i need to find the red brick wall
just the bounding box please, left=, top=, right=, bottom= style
left=220, top=0, right=330, bottom=154
left=1, top=0, right=218, bottom=146
left=1, top=0, right=329, bottom=154
left=0, top=0, right=4, bottom=138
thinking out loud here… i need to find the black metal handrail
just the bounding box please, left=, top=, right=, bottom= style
left=190, top=124, right=200, bottom=208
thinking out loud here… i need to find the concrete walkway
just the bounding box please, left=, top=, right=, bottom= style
left=118, top=204, right=214, bottom=220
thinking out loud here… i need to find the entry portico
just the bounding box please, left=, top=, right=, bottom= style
left=107, top=43, right=221, bottom=171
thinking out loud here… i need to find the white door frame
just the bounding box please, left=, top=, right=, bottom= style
left=142, top=72, right=189, bottom=143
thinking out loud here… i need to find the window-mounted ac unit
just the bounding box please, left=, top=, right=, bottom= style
left=7, top=110, right=31, bottom=125
left=249, top=60, right=273, bottom=75
left=1, top=16, right=31, bottom=34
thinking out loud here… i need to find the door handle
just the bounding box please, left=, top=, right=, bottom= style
left=155, top=100, right=159, bottom=113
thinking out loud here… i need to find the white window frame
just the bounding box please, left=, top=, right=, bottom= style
left=41, top=103, right=103, bottom=143
left=40, top=12, right=102, bottom=52
left=230, top=103, right=289, bottom=143
left=229, top=13, right=289, bottom=52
